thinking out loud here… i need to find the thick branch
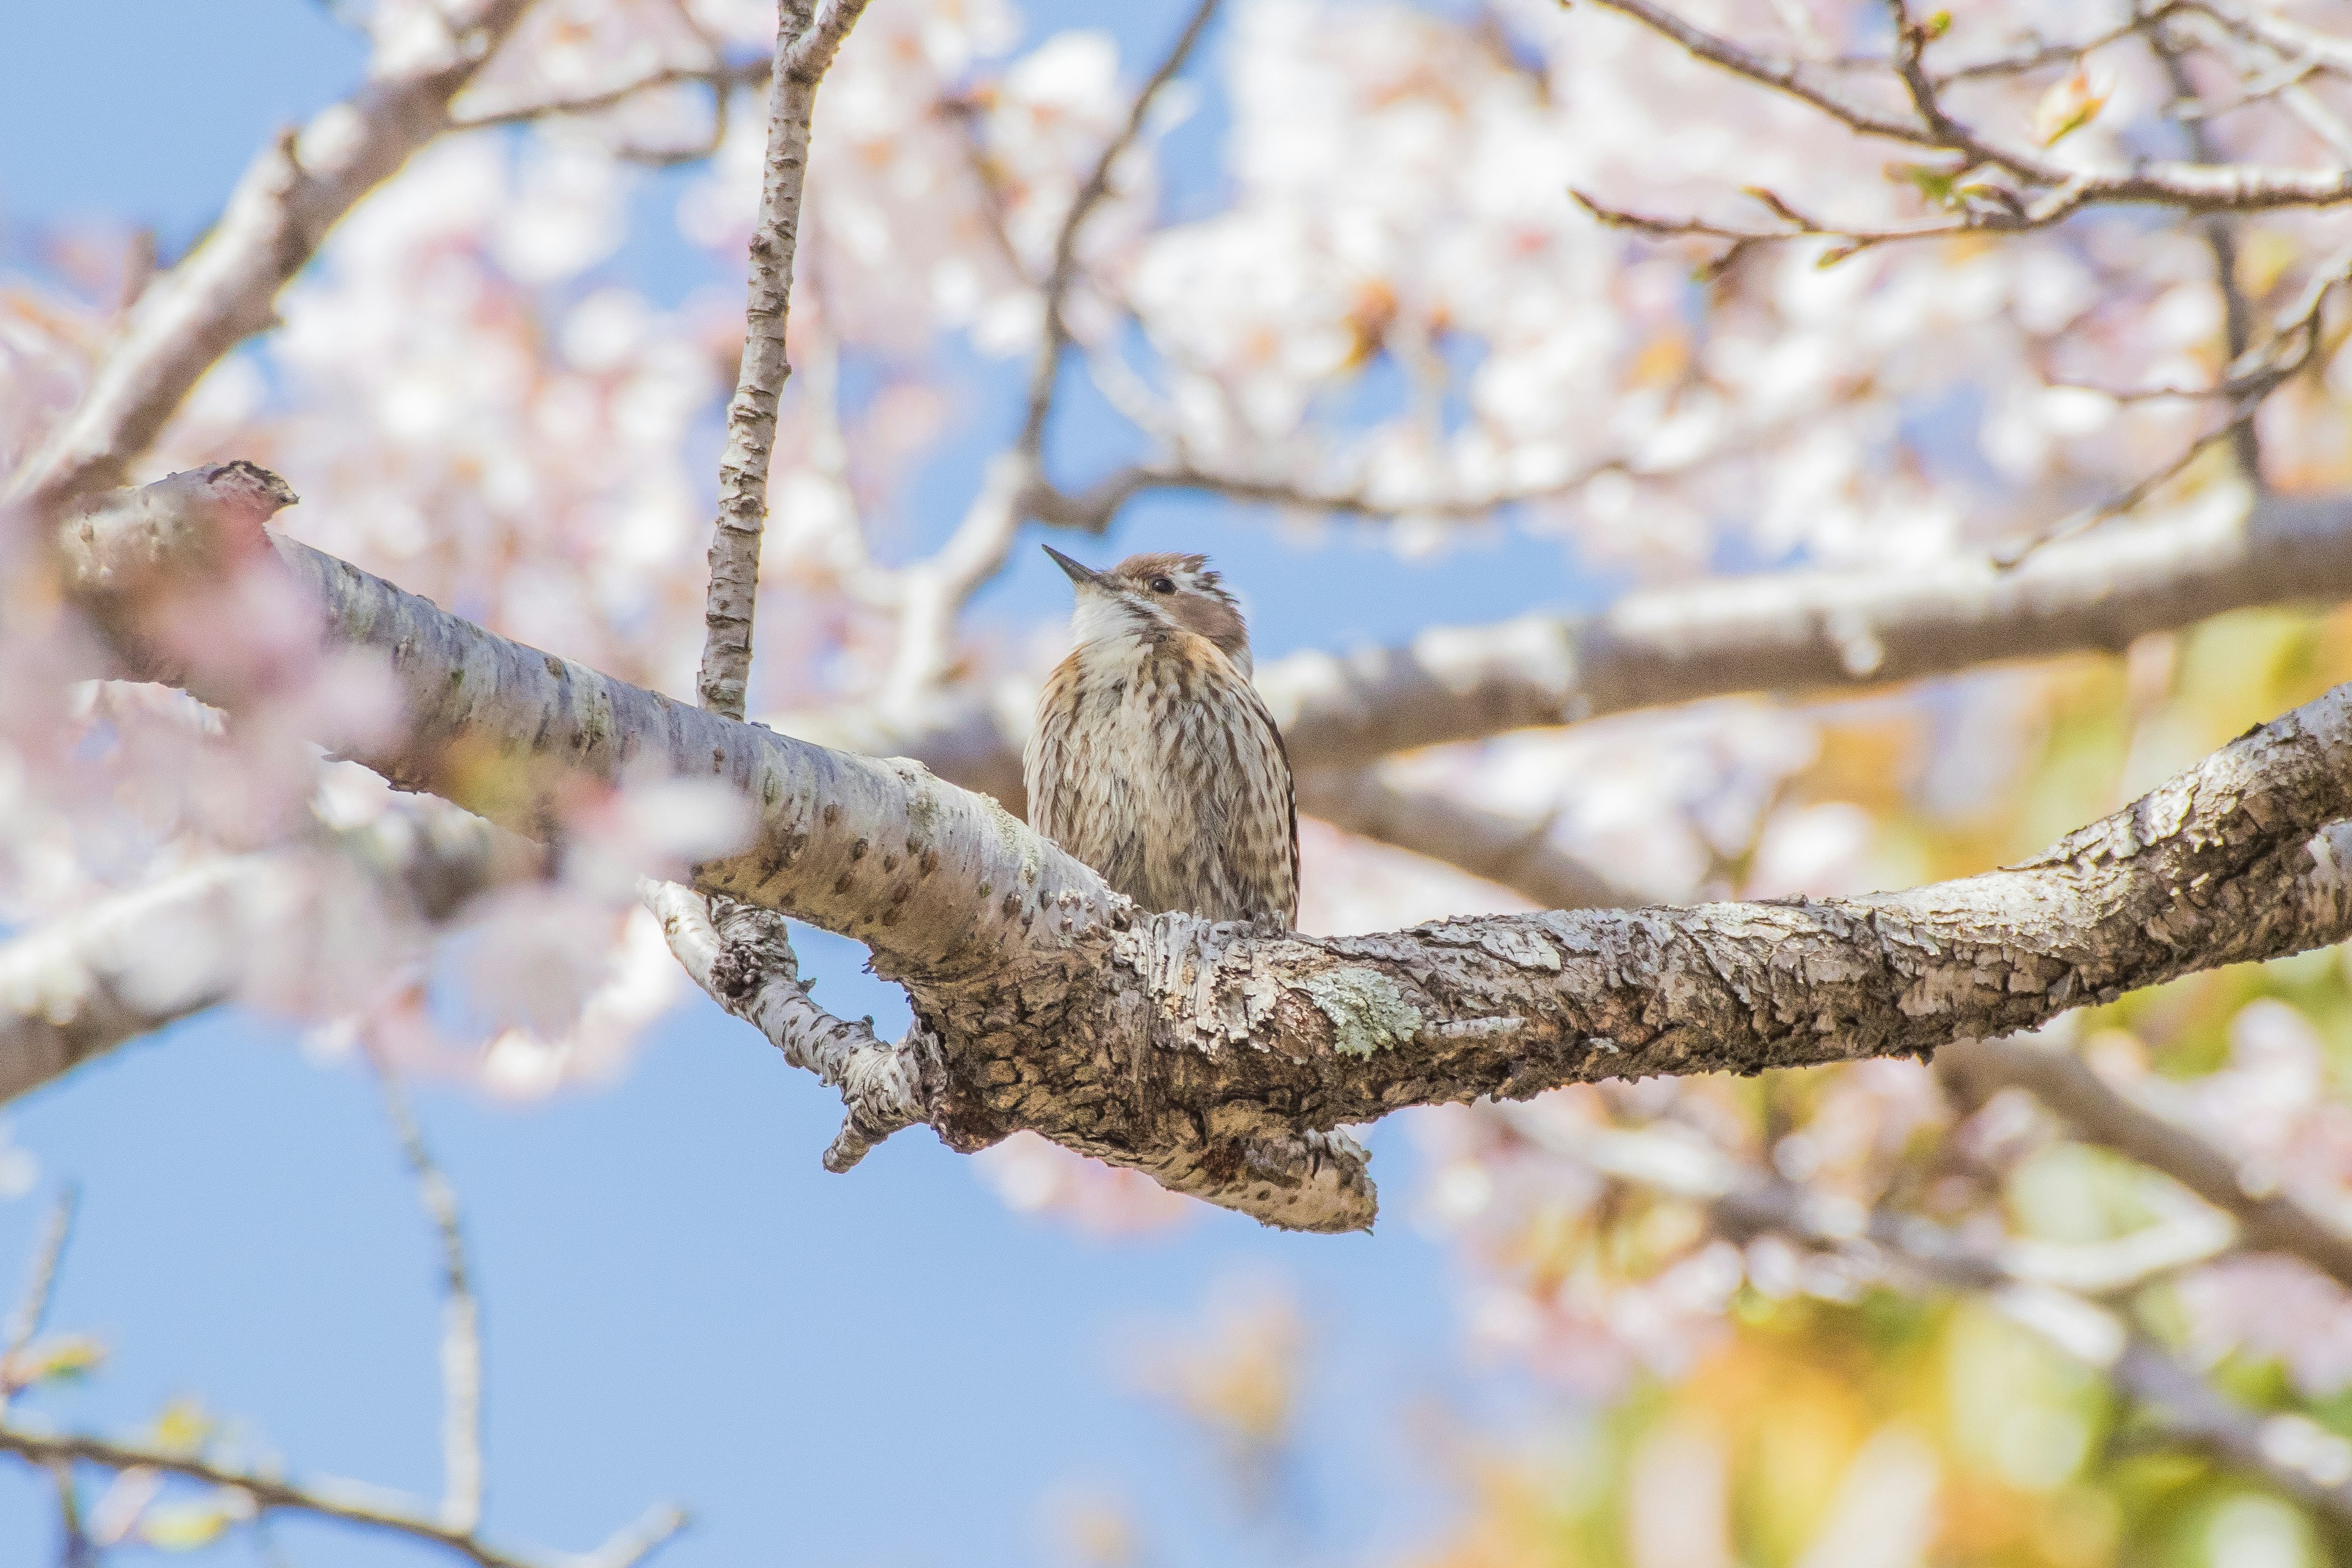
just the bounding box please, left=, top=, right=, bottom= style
left=9, top=0, right=539, bottom=518
left=60, top=467, right=1116, bottom=985
left=696, top=0, right=870, bottom=719
left=62, top=467, right=2352, bottom=1231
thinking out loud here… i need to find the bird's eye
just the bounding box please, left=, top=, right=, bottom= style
left=1149, top=576, right=1176, bottom=594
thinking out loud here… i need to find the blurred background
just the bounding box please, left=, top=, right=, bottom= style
left=9, top=0, right=2352, bottom=1564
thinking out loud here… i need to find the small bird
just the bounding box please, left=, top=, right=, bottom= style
left=1025, top=547, right=1298, bottom=925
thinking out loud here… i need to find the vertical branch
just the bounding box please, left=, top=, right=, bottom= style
left=1016, top=0, right=1224, bottom=460
left=2147, top=13, right=2264, bottom=483
left=696, top=0, right=874, bottom=720
left=371, top=1063, right=483, bottom=1536
left=52, top=1459, right=92, bottom=1568
left=0, top=1188, right=77, bottom=1421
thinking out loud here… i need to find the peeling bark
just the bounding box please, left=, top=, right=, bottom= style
left=55, top=467, right=2352, bottom=1230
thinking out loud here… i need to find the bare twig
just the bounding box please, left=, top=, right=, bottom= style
left=369, top=1063, right=483, bottom=1535
left=1932, top=4, right=2192, bottom=83
left=641, top=883, right=932, bottom=1170
left=453, top=59, right=771, bottom=135
left=0, top=1188, right=77, bottom=1417
left=1019, top=0, right=1223, bottom=459
left=1579, top=0, right=2352, bottom=221
left=0, top=1426, right=683, bottom=1568
left=696, top=0, right=872, bottom=721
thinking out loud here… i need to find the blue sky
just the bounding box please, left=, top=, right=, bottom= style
left=0, top=2, right=1599, bottom=1563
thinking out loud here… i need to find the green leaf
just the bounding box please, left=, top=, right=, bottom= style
left=9, top=1333, right=106, bottom=1386
left=140, top=1498, right=246, bottom=1552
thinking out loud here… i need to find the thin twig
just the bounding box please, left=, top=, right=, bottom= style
left=880, top=0, right=1223, bottom=703
left=1018, top=0, right=1224, bottom=458
left=369, top=1061, right=483, bottom=1535
left=1580, top=0, right=2352, bottom=214
left=0, top=1426, right=683, bottom=1568
left=696, top=0, right=873, bottom=720
left=0, top=1187, right=77, bottom=1418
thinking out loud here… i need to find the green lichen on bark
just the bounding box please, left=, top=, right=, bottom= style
left=1300, top=968, right=1423, bottom=1057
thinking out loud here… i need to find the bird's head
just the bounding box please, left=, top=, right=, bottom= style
left=1044, top=546, right=1253, bottom=676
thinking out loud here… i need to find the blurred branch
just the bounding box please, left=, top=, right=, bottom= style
left=881, top=0, right=1223, bottom=704
left=1929, top=4, right=2192, bottom=82
left=9, top=0, right=541, bottom=519
left=826, top=485, right=2352, bottom=789
left=0, top=799, right=514, bottom=1108
left=1500, top=1104, right=2352, bottom=1523
left=1293, top=767, right=1637, bottom=911
left=370, top=1064, right=484, bottom=1535
left=0, top=1189, right=77, bottom=1419
left=1022, top=451, right=1621, bottom=535
left=2149, top=15, right=2266, bottom=485
left=451, top=58, right=771, bottom=140
left=1578, top=0, right=2352, bottom=247
left=696, top=0, right=871, bottom=720
left=1942, top=1028, right=2352, bottom=1292
left=0, top=1427, right=683, bottom=1568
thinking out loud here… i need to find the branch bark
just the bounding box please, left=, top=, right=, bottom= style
left=9, top=0, right=540, bottom=519
left=55, top=466, right=2352, bottom=1231
left=0, top=799, right=513, bottom=1107
left=696, top=0, right=871, bottom=720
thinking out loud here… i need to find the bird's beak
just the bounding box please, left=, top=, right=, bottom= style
left=1042, top=545, right=1103, bottom=587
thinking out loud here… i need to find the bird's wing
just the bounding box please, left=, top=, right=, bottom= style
left=1216, top=670, right=1300, bottom=927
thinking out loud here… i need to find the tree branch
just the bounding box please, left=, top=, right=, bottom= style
left=696, top=0, right=871, bottom=720
left=58, top=466, right=2352, bottom=1231
left=8, top=0, right=541, bottom=519
left=0, top=1427, right=682, bottom=1568
left=0, top=799, right=513, bottom=1107
left=1580, top=0, right=2352, bottom=215
left=881, top=0, right=1222, bottom=704
left=371, top=1064, right=485, bottom=1535
left=1497, top=1104, right=2352, bottom=1523
left=643, top=883, right=933, bottom=1170
left=1942, top=1025, right=2352, bottom=1292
